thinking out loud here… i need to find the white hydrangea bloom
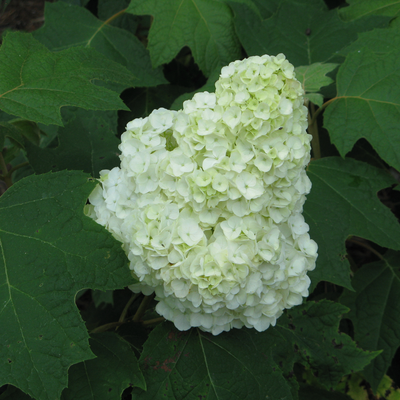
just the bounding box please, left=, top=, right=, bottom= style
left=88, top=54, right=318, bottom=335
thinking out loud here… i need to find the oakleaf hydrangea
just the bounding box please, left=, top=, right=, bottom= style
left=87, top=54, right=318, bottom=335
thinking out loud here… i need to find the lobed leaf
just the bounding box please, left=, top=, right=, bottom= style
left=25, top=109, right=120, bottom=178
left=339, top=0, right=400, bottom=21
left=324, top=40, right=400, bottom=170
left=131, top=322, right=294, bottom=400
left=0, top=31, right=132, bottom=126
left=126, top=0, right=242, bottom=76
left=303, top=157, right=400, bottom=290
left=132, top=300, right=377, bottom=399
left=341, top=25, right=400, bottom=56
left=98, top=0, right=139, bottom=32
left=275, top=300, right=380, bottom=389
left=340, top=251, right=400, bottom=391
left=229, top=0, right=389, bottom=66
left=61, top=332, right=145, bottom=399
left=34, top=2, right=166, bottom=88
left=0, top=122, right=24, bottom=151
left=0, top=171, right=135, bottom=400
left=295, top=63, right=338, bottom=106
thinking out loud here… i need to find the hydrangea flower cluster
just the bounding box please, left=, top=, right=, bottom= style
left=88, top=54, right=318, bottom=335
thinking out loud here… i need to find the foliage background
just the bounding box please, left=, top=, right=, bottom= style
left=1, top=0, right=400, bottom=399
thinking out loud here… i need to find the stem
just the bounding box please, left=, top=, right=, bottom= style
left=142, top=317, right=165, bottom=326
left=116, top=293, right=139, bottom=330
left=8, top=161, right=29, bottom=175
left=132, top=295, right=153, bottom=323
left=309, top=97, right=337, bottom=127
left=308, top=103, right=321, bottom=159
left=90, top=321, right=124, bottom=334
left=0, top=152, right=12, bottom=189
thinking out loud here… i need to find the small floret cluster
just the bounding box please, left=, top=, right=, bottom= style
left=88, top=54, right=317, bottom=335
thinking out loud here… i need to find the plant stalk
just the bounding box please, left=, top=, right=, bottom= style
left=116, top=293, right=139, bottom=330
left=308, top=103, right=321, bottom=159
left=132, top=295, right=154, bottom=323
left=142, top=317, right=165, bottom=326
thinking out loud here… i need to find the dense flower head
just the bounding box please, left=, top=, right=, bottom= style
left=88, top=54, right=317, bottom=335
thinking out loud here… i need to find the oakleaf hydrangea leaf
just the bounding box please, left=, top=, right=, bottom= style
left=324, top=42, right=400, bottom=170
left=132, top=300, right=377, bottom=399
left=229, top=0, right=389, bottom=66
left=61, top=332, right=145, bottom=399
left=9, top=120, right=42, bottom=146
left=305, top=93, right=324, bottom=107
left=341, top=25, right=400, bottom=56
left=339, top=0, right=400, bottom=21
left=303, top=157, right=400, bottom=290
left=248, top=0, right=280, bottom=18
left=295, top=63, right=338, bottom=106
left=340, top=251, right=400, bottom=391
left=98, top=0, right=139, bottom=32
left=33, top=2, right=166, bottom=88
left=0, top=31, right=132, bottom=126
left=0, top=171, right=136, bottom=400
left=275, top=300, right=380, bottom=389
left=126, top=0, right=242, bottom=76
left=131, top=322, right=294, bottom=400
left=0, top=122, right=24, bottom=150
left=25, top=109, right=120, bottom=178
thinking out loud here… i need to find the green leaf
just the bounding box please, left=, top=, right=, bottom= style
left=295, top=63, right=338, bottom=106
left=303, top=157, right=400, bottom=290
left=34, top=2, right=166, bottom=88
left=340, top=251, right=400, bottom=391
left=0, top=122, right=24, bottom=150
left=98, top=0, right=139, bottom=32
left=61, top=332, right=145, bottom=399
left=0, top=171, right=135, bottom=400
left=341, top=25, right=400, bottom=56
left=324, top=43, right=400, bottom=170
left=229, top=0, right=389, bottom=66
left=132, top=300, right=376, bottom=399
left=340, top=0, right=400, bottom=21
left=305, top=93, right=324, bottom=107
left=243, top=0, right=280, bottom=18
left=9, top=120, right=42, bottom=146
left=131, top=322, right=294, bottom=400
left=0, top=31, right=132, bottom=126
left=275, top=300, right=379, bottom=389
left=296, top=63, right=338, bottom=93
left=25, top=109, right=120, bottom=178
left=126, top=0, right=242, bottom=76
